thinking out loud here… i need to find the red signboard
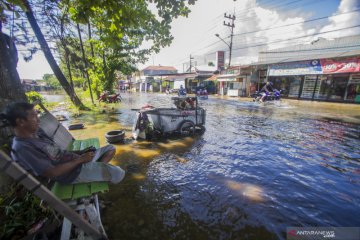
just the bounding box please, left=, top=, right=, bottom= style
left=321, top=57, right=360, bottom=74
left=216, top=51, right=225, bottom=70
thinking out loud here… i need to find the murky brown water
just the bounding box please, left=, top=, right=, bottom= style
left=66, top=93, right=360, bottom=240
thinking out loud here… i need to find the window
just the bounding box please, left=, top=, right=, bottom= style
left=268, top=76, right=302, bottom=97
left=316, top=75, right=332, bottom=99
left=287, top=76, right=302, bottom=98
left=301, top=75, right=318, bottom=99
left=315, top=74, right=349, bottom=100
left=345, top=74, right=360, bottom=102
left=331, top=74, right=349, bottom=100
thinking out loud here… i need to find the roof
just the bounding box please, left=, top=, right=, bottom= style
left=142, top=66, right=177, bottom=71
left=254, top=35, right=360, bottom=65
left=21, top=79, right=37, bottom=85
left=163, top=73, right=196, bottom=81
left=206, top=75, right=218, bottom=81
left=218, top=74, right=239, bottom=79
left=253, top=49, right=360, bottom=66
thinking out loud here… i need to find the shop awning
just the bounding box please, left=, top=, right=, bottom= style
left=204, top=74, right=218, bottom=81
left=217, top=73, right=240, bottom=82
left=217, top=78, right=236, bottom=82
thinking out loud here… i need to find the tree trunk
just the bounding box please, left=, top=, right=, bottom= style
left=77, top=23, right=94, bottom=104
left=88, top=22, right=95, bottom=58
left=0, top=22, right=23, bottom=192
left=65, top=48, right=74, bottom=89
left=22, top=0, right=87, bottom=110
left=0, top=21, right=27, bottom=109
left=88, top=22, right=99, bottom=97
left=60, top=17, right=74, bottom=90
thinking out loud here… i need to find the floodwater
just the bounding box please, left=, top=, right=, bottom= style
left=67, top=93, right=360, bottom=240
left=41, top=92, right=66, bottom=103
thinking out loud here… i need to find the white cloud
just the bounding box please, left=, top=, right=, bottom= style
left=319, top=0, right=360, bottom=38
left=195, top=0, right=360, bottom=66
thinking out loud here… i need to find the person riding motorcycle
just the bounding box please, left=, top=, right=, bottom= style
left=178, top=85, right=186, bottom=96
left=259, top=81, right=274, bottom=102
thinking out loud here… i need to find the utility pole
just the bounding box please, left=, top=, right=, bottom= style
left=223, top=13, right=235, bottom=67
left=189, top=55, right=194, bottom=73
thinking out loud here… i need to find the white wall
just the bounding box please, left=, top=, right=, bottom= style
left=174, top=79, right=186, bottom=89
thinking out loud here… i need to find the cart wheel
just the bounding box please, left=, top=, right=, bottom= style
left=195, top=125, right=206, bottom=135
left=179, top=120, right=195, bottom=136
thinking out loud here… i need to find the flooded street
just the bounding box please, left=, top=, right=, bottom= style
left=69, top=93, right=360, bottom=240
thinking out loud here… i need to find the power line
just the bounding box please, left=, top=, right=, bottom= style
left=260, top=44, right=360, bottom=54
left=185, top=25, right=360, bottom=66
left=172, top=0, right=317, bottom=62
left=234, top=0, right=318, bottom=23
left=189, top=9, right=359, bottom=57
left=187, top=0, right=334, bottom=58
left=231, top=25, right=360, bottom=52
left=233, top=8, right=360, bottom=37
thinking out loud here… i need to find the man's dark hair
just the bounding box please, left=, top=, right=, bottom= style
left=3, top=102, right=34, bottom=127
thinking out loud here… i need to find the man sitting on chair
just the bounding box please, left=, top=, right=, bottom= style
left=2, top=102, right=125, bottom=185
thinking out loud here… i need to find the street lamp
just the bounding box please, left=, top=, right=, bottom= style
left=215, top=33, right=232, bottom=67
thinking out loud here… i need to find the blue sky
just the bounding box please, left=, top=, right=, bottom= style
left=17, top=0, right=360, bottom=79
left=258, top=0, right=340, bottom=16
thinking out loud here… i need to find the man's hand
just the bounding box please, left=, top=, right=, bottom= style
left=44, top=151, right=94, bottom=179
left=78, top=151, right=95, bottom=163
left=73, top=146, right=96, bottom=155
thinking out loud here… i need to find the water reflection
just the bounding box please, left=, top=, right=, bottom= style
left=65, top=93, right=360, bottom=240
left=208, top=174, right=265, bottom=202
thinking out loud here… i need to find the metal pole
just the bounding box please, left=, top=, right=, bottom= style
left=229, top=17, right=235, bottom=67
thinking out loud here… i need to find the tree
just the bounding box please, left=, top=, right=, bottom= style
left=67, top=0, right=196, bottom=93
left=0, top=4, right=27, bottom=109
left=1, top=0, right=197, bottom=107
left=42, top=73, right=60, bottom=89
left=21, top=0, right=87, bottom=109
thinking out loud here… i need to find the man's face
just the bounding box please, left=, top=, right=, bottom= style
left=17, top=108, right=40, bottom=133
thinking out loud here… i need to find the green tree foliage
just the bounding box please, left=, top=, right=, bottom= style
left=42, top=73, right=61, bottom=89
left=0, top=184, right=53, bottom=239
left=1, top=0, right=197, bottom=100
left=25, top=90, right=44, bottom=103
left=64, top=0, right=196, bottom=93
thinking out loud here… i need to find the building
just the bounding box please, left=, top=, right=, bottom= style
left=21, top=79, right=50, bottom=92
left=251, top=35, right=360, bottom=103
left=136, top=66, right=178, bottom=92
left=184, top=66, right=217, bottom=93
left=216, top=65, right=253, bottom=97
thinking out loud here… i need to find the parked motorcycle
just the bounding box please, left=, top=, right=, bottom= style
left=108, top=93, right=122, bottom=103
left=98, top=91, right=122, bottom=103
left=98, top=91, right=109, bottom=102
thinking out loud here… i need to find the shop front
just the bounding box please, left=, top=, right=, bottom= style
left=267, top=57, right=360, bottom=103
left=217, top=74, right=237, bottom=96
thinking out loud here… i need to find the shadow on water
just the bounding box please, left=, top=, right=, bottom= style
left=65, top=93, right=360, bottom=240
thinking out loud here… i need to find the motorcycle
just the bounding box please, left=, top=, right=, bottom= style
left=178, top=88, right=187, bottom=97
left=108, top=93, right=122, bottom=103
left=98, top=91, right=109, bottom=102
left=98, top=91, right=122, bottom=103
left=251, top=89, right=282, bottom=103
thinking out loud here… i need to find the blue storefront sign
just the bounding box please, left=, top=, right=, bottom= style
left=268, top=59, right=322, bottom=76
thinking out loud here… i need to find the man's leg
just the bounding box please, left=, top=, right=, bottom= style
left=72, top=162, right=125, bottom=184
left=92, top=145, right=116, bottom=163
left=99, top=148, right=115, bottom=163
